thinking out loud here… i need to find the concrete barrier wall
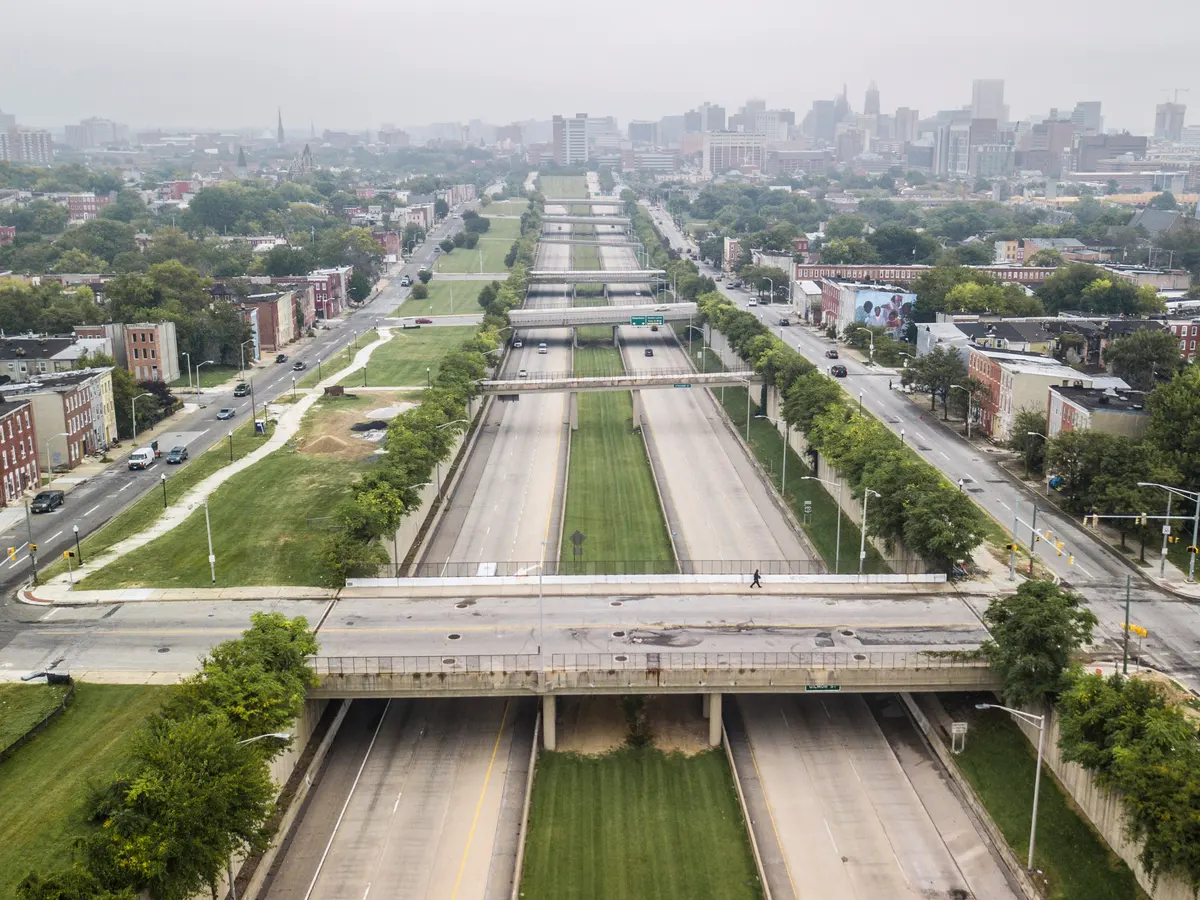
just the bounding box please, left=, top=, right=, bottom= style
left=508, top=708, right=542, bottom=900
left=1012, top=707, right=1194, bottom=900
left=722, top=721, right=773, bottom=900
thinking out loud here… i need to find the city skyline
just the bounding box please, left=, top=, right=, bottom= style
left=3, top=0, right=1195, bottom=135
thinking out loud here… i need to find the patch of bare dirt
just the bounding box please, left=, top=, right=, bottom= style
left=645, top=695, right=709, bottom=755
left=556, top=696, right=626, bottom=754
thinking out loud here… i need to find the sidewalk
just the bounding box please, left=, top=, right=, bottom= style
left=25, top=328, right=397, bottom=602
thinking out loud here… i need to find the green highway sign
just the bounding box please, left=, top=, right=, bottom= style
left=804, top=684, right=841, bottom=692
left=673, top=383, right=692, bottom=389
left=630, top=315, right=665, bottom=327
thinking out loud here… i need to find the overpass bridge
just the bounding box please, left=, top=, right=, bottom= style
left=526, top=268, right=665, bottom=284
left=543, top=197, right=625, bottom=207
left=477, top=368, right=755, bottom=395
left=509, top=303, right=694, bottom=327
left=542, top=215, right=631, bottom=226
left=538, top=237, right=641, bottom=247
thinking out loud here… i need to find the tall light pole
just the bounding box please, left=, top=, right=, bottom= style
left=853, top=327, right=876, bottom=366
left=764, top=276, right=774, bottom=307
left=160, top=473, right=167, bottom=508
left=195, top=358, right=215, bottom=391
left=239, top=339, right=254, bottom=380
left=131, top=393, right=153, bottom=444
left=227, top=430, right=234, bottom=462
left=1138, top=482, right=1200, bottom=583
left=755, top=415, right=789, bottom=494
left=951, top=384, right=974, bottom=439
left=977, top=703, right=1045, bottom=871
left=859, top=487, right=881, bottom=576
left=801, top=476, right=843, bottom=574
left=181, top=351, right=192, bottom=391
left=204, top=500, right=215, bottom=583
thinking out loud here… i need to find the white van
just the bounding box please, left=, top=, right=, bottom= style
left=128, top=447, right=155, bottom=470
left=538, top=342, right=548, bottom=354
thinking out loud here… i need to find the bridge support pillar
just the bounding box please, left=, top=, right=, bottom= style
left=568, top=392, right=578, bottom=431
left=572, top=326, right=578, bottom=348
left=543, top=695, right=556, bottom=750
left=631, top=389, right=643, bottom=427
left=702, top=693, right=711, bottom=718
left=708, top=693, right=722, bottom=747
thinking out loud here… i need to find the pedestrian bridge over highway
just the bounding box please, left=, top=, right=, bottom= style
left=477, top=368, right=755, bottom=394
left=538, top=237, right=641, bottom=247
left=509, top=302, right=695, bottom=327
left=543, top=198, right=625, bottom=206
left=542, top=215, right=632, bottom=226
left=526, top=269, right=666, bottom=284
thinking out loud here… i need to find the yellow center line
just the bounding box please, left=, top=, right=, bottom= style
left=450, top=698, right=510, bottom=900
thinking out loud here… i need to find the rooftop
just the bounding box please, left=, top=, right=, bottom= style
left=1051, top=384, right=1148, bottom=413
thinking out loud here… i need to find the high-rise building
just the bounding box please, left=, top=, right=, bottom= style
left=63, top=117, right=129, bottom=149
left=0, top=109, right=15, bottom=130
left=699, top=102, right=725, bottom=132
left=1070, top=101, right=1102, bottom=135
left=894, top=107, right=920, bottom=143
left=971, top=79, right=1006, bottom=122
left=808, top=100, right=837, bottom=143
left=684, top=109, right=702, bottom=133
left=0, top=129, right=53, bottom=165
left=628, top=120, right=658, bottom=144
left=1155, top=103, right=1187, bottom=141
left=864, top=81, right=880, bottom=116
left=658, top=115, right=686, bottom=146
left=702, top=131, right=767, bottom=174
left=1075, top=133, right=1148, bottom=171
left=552, top=114, right=589, bottom=165
left=277, top=108, right=285, bottom=146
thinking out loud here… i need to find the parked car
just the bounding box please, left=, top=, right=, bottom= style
left=415, top=317, right=433, bottom=324
left=644, top=348, right=654, bottom=357
left=216, top=407, right=236, bottom=420
left=233, top=382, right=249, bottom=397
left=166, top=446, right=189, bottom=464
left=830, top=364, right=848, bottom=377
left=275, top=353, right=288, bottom=363
left=128, top=447, right=155, bottom=470
left=824, top=349, right=839, bottom=359
left=31, top=490, right=64, bottom=513
left=292, top=360, right=306, bottom=371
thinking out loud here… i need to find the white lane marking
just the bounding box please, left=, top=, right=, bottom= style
left=8, top=555, right=27, bottom=569
left=117, top=483, right=133, bottom=492
left=996, top=500, right=1010, bottom=511
left=1074, top=563, right=1094, bottom=578
left=196, top=428, right=209, bottom=438
left=40, top=607, right=59, bottom=621
left=48, top=531, right=62, bottom=542
left=85, top=505, right=100, bottom=516
left=824, top=818, right=841, bottom=857
left=391, top=791, right=403, bottom=815
left=939, top=451, right=950, bottom=460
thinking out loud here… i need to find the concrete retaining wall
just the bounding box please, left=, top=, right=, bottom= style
left=508, top=708, right=541, bottom=900
left=722, top=720, right=773, bottom=900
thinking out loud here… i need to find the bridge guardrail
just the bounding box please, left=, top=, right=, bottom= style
left=382, top=558, right=930, bottom=577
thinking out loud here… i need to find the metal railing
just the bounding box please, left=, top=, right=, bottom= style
left=389, top=558, right=930, bottom=578
left=309, top=651, right=986, bottom=676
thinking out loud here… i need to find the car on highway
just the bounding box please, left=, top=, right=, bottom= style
left=518, top=368, right=528, bottom=378
left=830, top=364, right=848, bottom=378
left=513, top=338, right=523, bottom=348
left=166, top=446, right=189, bottom=464
left=30, top=490, right=64, bottom=513
left=292, top=360, right=306, bottom=371
left=275, top=353, right=288, bottom=363
left=644, top=348, right=654, bottom=357
left=655, top=305, right=668, bottom=311
left=538, top=342, right=547, bottom=354
left=233, top=382, right=249, bottom=397
left=216, top=407, right=236, bottom=420
left=415, top=317, right=433, bottom=324
left=824, top=349, right=839, bottom=359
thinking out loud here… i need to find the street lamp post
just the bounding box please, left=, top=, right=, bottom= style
left=195, top=358, right=215, bottom=392
left=951, top=384, right=975, bottom=439
left=764, top=277, right=774, bottom=307
left=239, top=339, right=254, bottom=380
left=227, top=430, right=234, bottom=462
left=73, top=524, right=82, bottom=565
left=182, top=351, right=192, bottom=392
left=755, top=415, right=789, bottom=494
left=801, top=476, right=843, bottom=574
left=426, top=366, right=431, bottom=388
left=131, top=393, right=153, bottom=444
left=1138, top=482, right=1200, bottom=583
left=977, top=703, right=1045, bottom=871
left=203, top=500, right=215, bottom=583
left=291, top=376, right=297, bottom=400
left=160, top=473, right=167, bottom=508
left=859, top=488, right=881, bottom=576
left=853, top=327, right=876, bottom=366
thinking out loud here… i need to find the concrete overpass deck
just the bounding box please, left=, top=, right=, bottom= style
left=509, top=302, right=695, bottom=326
left=542, top=198, right=625, bottom=206
left=541, top=215, right=631, bottom=226
left=537, top=237, right=640, bottom=246
left=477, top=369, right=756, bottom=394
left=526, top=269, right=664, bottom=284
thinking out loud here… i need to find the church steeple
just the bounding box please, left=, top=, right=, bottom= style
left=277, top=107, right=285, bottom=146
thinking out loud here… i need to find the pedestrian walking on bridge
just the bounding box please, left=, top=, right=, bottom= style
left=750, top=569, right=762, bottom=588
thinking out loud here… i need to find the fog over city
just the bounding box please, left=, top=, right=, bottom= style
left=7, top=0, right=1198, bottom=131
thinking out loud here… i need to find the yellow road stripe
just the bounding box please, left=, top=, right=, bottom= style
left=450, top=698, right=510, bottom=900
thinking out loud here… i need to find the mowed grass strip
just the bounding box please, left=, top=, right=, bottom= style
left=0, top=684, right=169, bottom=898
left=941, top=696, right=1143, bottom=900
left=434, top=238, right=512, bottom=274
left=393, top=280, right=493, bottom=318
left=559, top=337, right=674, bottom=572
left=539, top=175, right=589, bottom=199
left=169, top=363, right=240, bottom=389
left=520, top=748, right=762, bottom=900
left=0, top=683, right=69, bottom=751
left=339, top=325, right=474, bottom=388
left=296, top=328, right=379, bottom=388
left=481, top=199, right=528, bottom=216
left=572, top=243, right=601, bottom=271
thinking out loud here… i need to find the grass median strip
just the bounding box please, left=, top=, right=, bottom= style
left=538, top=175, right=589, bottom=199
left=520, top=747, right=762, bottom=900
left=559, top=331, right=674, bottom=573
left=434, top=238, right=512, bottom=274
left=392, top=280, right=489, bottom=318
left=296, top=328, right=379, bottom=388
left=0, top=683, right=168, bottom=899
left=338, top=325, right=473, bottom=388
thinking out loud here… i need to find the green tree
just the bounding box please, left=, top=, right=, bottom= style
left=903, top=486, right=986, bottom=570
left=1037, top=263, right=1141, bottom=314
left=17, top=871, right=135, bottom=900
left=347, top=269, right=371, bottom=302
left=57, top=219, right=135, bottom=264
left=902, top=345, right=966, bottom=417
left=782, top=372, right=843, bottom=433
left=1008, top=409, right=1047, bottom=475
left=820, top=237, right=880, bottom=265
left=410, top=283, right=429, bottom=300
left=911, top=266, right=1000, bottom=318
left=981, top=580, right=1097, bottom=707
left=438, top=238, right=454, bottom=253
left=823, top=215, right=866, bottom=240
left=1149, top=191, right=1177, bottom=210
left=1104, top=329, right=1181, bottom=390
left=1146, top=366, right=1200, bottom=486
left=864, top=224, right=940, bottom=264
left=1025, top=247, right=1065, bottom=267
left=434, top=198, right=449, bottom=218
left=943, top=281, right=1044, bottom=316
left=417, top=269, right=432, bottom=284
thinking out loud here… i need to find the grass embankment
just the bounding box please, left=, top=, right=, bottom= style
left=81, top=393, right=399, bottom=588
left=40, top=418, right=276, bottom=582
left=0, top=683, right=69, bottom=752
left=690, top=339, right=889, bottom=574
left=559, top=329, right=674, bottom=573
left=169, top=364, right=240, bottom=390
left=393, top=281, right=489, bottom=318
left=538, top=175, right=589, bottom=199
left=521, top=748, right=761, bottom=900
left=940, top=695, right=1143, bottom=900
left=338, top=326, right=474, bottom=388
left=0, top=684, right=168, bottom=898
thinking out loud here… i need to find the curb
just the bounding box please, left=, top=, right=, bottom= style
left=508, top=707, right=541, bottom=900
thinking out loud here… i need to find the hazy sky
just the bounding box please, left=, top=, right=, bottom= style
left=6, top=0, right=1197, bottom=134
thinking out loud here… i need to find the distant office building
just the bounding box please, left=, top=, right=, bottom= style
left=702, top=131, right=768, bottom=174
left=552, top=113, right=589, bottom=165
left=894, top=107, right=919, bottom=143
left=1075, top=133, right=1148, bottom=171
left=971, top=79, right=1006, bottom=122
left=63, top=117, right=129, bottom=149
left=1071, top=101, right=1103, bottom=135
left=0, top=129, right=52, bottom=164
left=0, top=109, right=15, bottom=130
left=764, top=148, right=835, bottom=176
left=658, top=115, right=686, bottom=146
left=684, top=109, right=702, bottom=133
left=864, top=81, right=880, bottom=116
left=1155, top=102, right=1187, bottom=141
left=754, top=110, right=789, bottom=141
left=1021, top=120, right=1075, bottom=176
left=699, top=102, right=725, bottom=132
left=934, top=121, right=972, bottom=177
left=628, top=120, right=658, bottom=144
left=808, top=100, right=837, bottom=143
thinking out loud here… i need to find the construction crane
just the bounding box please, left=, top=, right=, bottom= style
left=1162, top=88, right=1190, bottom=103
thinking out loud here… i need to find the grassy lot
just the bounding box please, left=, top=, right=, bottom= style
left=559, top=333, right=674, bottom=573
left=434, top=238, right=513, bottom=274
left=476, top=216, right=521, bottom=243
left=521, top=748, right=761, bottom=900
left=538, top=175, right=588, bottom=199
left=0, top=683, right=69, bottom=752
left=80, top=393, right=401, bottom=588
left=393, top=280, right=495, bottom=318
left=169, top=363, right=241, bottom=390
left=481, top=199, right=529, bottom=216
left=338, top=325, right=474, bottom=388
left=40, top=418, right=276, bottom=582
left=573, top=243, right=600, bottom=271
left=0, top=684, right=168, bottom=898
left=292, top=329, right=379, bottom=389
left=941, top=695, right=1144, bottom=900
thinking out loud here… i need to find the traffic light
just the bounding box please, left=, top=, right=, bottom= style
left=1189, top=545, right=1199, bottom=555
left=1140, top=513, right=1148, bottom=526
left=29, top=543, right=37, bottom=552
left=1005, top=543, right=1016, bottom=551
left=62, top=550, right=75, bottom=560
left=6, top=547, right=14, bottom=561
left=1056, top=541, right=1064, bottom=557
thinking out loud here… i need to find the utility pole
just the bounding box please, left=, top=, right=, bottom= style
left=1122, top=575, right=1132, bottom=675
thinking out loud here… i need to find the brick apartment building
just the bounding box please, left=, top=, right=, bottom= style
left=1169, top=319, right=1200, bottom=362
left=307, top=267, right=352, bottom=319
left=237, top=291, right=298, bottom=354
left=4, top=368, right=116, bottom=471
left=0, top=399, right=39, bottom=505
left=0, top=225, right=14, bottom=246
left=1046, top=385, right=1150, bottom=440
left=73, top=321, right=180, bottom=383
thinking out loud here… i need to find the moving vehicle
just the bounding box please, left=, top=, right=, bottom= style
left=538, top=342, right=548, bottom=354
left=400, top=275, right=412, bottom=286
left=513, top=338, right=523, bottom=348
left=518, top=368, right=528, bottom=378
left=778, top=317, right=791, bottom=327
left=644, top=348, right=654, bottom=357
left=275, top=353, right=288, bottom=363
left=830, top=364, right=848, bottom=378
left=824, top=349, right=839, bottom=359
left=128, top=447, right=155, bottom=470
left=216, top=407, right=236, bottom=420
left=655, top=305, right=668, bottom=311
left=233, top=383, right=249, bottom=397
left=31, top=490, right=64, bottom=513
left=748, top=298, right=757, bottom=307
left=166, top=446, right=189, bottom=464
left=415, top=317, right=433, bottom=324
left=292, top=360, right=306, bottom=371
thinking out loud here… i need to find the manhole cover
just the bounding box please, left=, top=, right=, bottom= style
left=854, top=653, right=866, bottom=660
left=610, top=600, right=623, bottom=607
left=442, top=657, right=457, bottom=665
left=447, top=633, right=462, bottom=640
left=455, top=602, right=469, bottom=609
left=614, top=654, right=628, bottom=662
left=612, top=630, right=626, bottom=638
left=840, top=629, right=854, bottom=636
left=157, top=647, right=170, bottom=654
